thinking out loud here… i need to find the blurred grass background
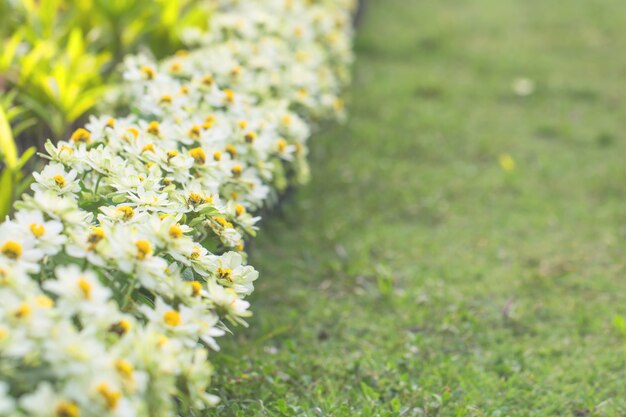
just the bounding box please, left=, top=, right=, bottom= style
left=205, top=0, right=626, bottom=415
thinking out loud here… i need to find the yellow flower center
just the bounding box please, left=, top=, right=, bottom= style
left=224, top=89, right=235, bottom=103
left=238, top=120, right=248, bottom=129
left=217, top=267, right=233, bottom=281
left=135, top=240, right=152, bottom=260
left=187, top=193, right=203, bottom=206
left=204, top=114, right=216, bottom=127
left=14, top=303, right=30, bottom=319
left=88, top=227, right=105, bottom=245
left=188, top=125, right=201, bottom=139
left=163, top=310, right=181, bottom=327
left=36, top=295, right=54, bottom=308
left=276, top=138, right=288, bottom=153
left=190, top=248, right=201, bottom=259
left=29, top=223, right=45, bottom=237
left=156, top=335, right=169, bottom=347
left=116, top=206, right=134, bottom=221
left=106, top=118, right=115, bottom=128
left=230, top=65, right=242, bottom=76
left=56, top=401, right=80, bottom=417
left=126, top=127, right=139, bottom=139
left=53, top=175, right=66, bottom=188
left=235, top=204, right=245, bottom=216
left=179, top=85, right=189, bottom=95
left=225, top=144, right=237, bottom=157
left=1, top=241, right=22, bottom=260
left=96, top=383, right=121, bottom=410
left=166, top=150, right=179, bottom=161
left=145, top=121, right=159, bottom=136
left=168, top=225, right=183, bottom=239
left=140, top=66, right=156, bottom=80
left=190, top=281, right=202, bottom=297
left=142, top=143, right=155, bottom=153
left=115, top=358, right=134, bottom=380
left=202, top=74, right=214, bottom=85
left=231, top=164, right=243, bottom=177
left=281, top=115, right=292, bottom=126
left=189, top=147, right=206, bottom=164
left=213, top=151, right=222, bottom=161
left=160, top=95, right=172, bottom=104
left=70, top=128, right=91, bottom=143
left=169, top=62, right=181, bottom=73
left=109, top=319, right=131, bottom=336
left=244, top=131, right=257, bottom=144
left=78, top=278, right=92, bottom=300
left=214, top=217, right=233, bottom=229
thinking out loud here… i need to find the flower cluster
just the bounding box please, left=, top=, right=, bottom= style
left=0, top=0, right=354, bottom=416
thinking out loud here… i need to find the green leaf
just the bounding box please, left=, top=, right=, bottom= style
left=0, top=106, right=17, bottom=169
left=66, top=27, right=85, bottom=63
left=16, top=147, right=36, bottom=169
left=360, top=382, right=379, bottom=401
left=0, top=168, right=13, bottom=219
left=0, top=32, right=23, bottom=71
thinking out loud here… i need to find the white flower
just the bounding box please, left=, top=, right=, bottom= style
left=19, top=383, right=72, bottom=417
left=207, top=280, right=251, bottom=326
left=13, top=210, right=66, bottom=255
left=142, top=298, right=199, bottom=345
left=144, top=215, right=196, bottom=263
left=209, top=251, right=258, bottom=296
left=43, top=265, right=112, bottom=316
left=0, top=222, right=45, bottom=272
left=44, top=139, right=83, bottom=167
left=21, top=191, right=91, bottom=227
left=32, top=162, right=81, bottom=195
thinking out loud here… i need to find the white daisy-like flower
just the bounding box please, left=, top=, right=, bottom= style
left=0, top=222, right=45, bottom=273
left=31, top=162, right=81, bottom=195
left=13, top=210, right=66, bottom=255
left=209, top=251, right=258, bottom=296
left=43, top=265, right=112, bottom=316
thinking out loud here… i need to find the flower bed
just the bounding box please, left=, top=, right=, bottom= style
left=0, top=0, right=354, bottom=415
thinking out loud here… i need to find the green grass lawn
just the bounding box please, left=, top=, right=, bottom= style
left=206, top=0, right=626, bottom=415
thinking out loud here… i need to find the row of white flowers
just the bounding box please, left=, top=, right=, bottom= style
left=0, top=0, right=354, bottom=416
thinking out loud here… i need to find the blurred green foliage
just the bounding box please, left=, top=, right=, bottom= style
left=0, top=0, right=213, bottom=216
left=0, top=97, right=36, bottom=220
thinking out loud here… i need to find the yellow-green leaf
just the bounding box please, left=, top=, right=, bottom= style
left=0, top=107, right=17, bottom=170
